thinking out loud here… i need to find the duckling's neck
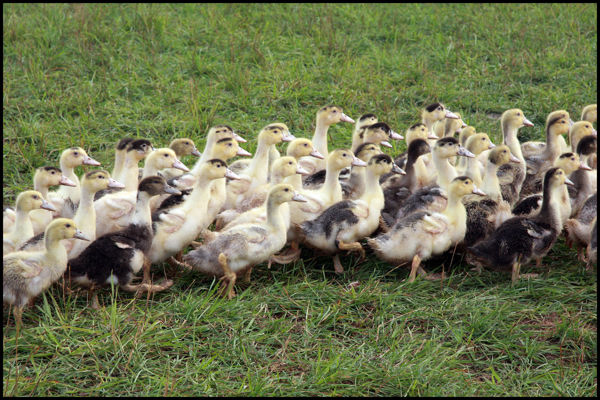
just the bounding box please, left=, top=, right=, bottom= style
left=360, top=169, right=384, bottom=206
left=502, top=123, right=524, bottom=162
left=542, top=128, right=562, bottom=161
left=122, top=154, right=143, bottom=191
left=481, top=162, right=502, bottom=201
left=537, top=183, right=562, bottom=231
left=13, top=207, right=34, bottom=240
left=442, top=192, right=467, bottom=229
left=312, top=119, right=330, bottom=159
left=266, top=199, right=286, bottom=232
left=58, top=161, right=80, bottom=201
left=34, top=177, right=50, bottom=199
left=465, top=157, right=483, bottom=187
left=74, top=186, right=96, bottom=235
left=112, top=150, right=125, bottom=180
left=350, top=130, right=364, bottom=153
left=271, top=171, right=289, bottom=185
left=433, top=152, right=457, bottom=191
left=412, top=157, right=429, bottom=190
left=423, top=115, right=440, bottom=138
left=142, top=157, right=162, bottom=180
left=284, top=174, right=303, bottom=190
left=132, top=192, right=153, bottom=227
left=321, top=165, right=343, bottom=203
left=246, top=140, right=272, bottom=185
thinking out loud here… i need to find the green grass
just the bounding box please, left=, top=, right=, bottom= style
left=3, top=3, right=597, bottom=396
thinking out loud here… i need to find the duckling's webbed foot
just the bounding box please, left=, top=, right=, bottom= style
left=217, top=253, right=237, bottom=299
left=337, top=240, right=365, bottom=261
left=271, top=241, right=301, bottom=266
left=168, top=256, right=194, bottom=271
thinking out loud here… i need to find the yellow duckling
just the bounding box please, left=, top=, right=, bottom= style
left=581, top=104, right=597, bottom=125
left=433, top=111, right=467, bottom=138
left=111, top=138, right=135, bottom=182
left=159, top=138, right=202, bottom=182
left=4, top=191, right=56, bottom=254
left=393, top=123, right=438, bottom=170
left=112, top=139, right=154, bottom=192
left=459, top=126, right=477, bottom=146
left=522, top=110, right=572, bottom=163
left=280, top=138, right=324, bottom=188
left=4, top=218, right=88, bottom=331
left=351, top=113, right=378, bottom=151
left=421, top=102, right=460, bottom=141
left=458, top=133, right=496, bottom=186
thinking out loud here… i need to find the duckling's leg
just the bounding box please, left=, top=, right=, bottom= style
left=379, top=216, right=390, bottom=233
left=511, top=259, right=522, bottom=284
left=167, top=256, right=193, bottom=270
left=271, top=241, right=301, bottom=264
left=13, top=306, right=23, bottom=335
left=242, top=267, right=252, bottom=284
left=333, top=254, right=344, bottom=274
left=217, top=253, right=237, bottom=299
left=190, top=241, right=203, bottom=249
left=337, top=241, right=366, bottom=261
left=142, top=257, right=152, bottom=284
left=408, top=254, right=421, bottom=283
left=89, top=286, right=100, bottom=310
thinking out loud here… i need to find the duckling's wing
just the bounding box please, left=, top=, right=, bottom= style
left=4, top=255, right=43, bottom=279
left=297, top=192, right=325, bottom=214
left=100, top=196, right=135, bottom=219
left=157, top=211, right=186, bottom=233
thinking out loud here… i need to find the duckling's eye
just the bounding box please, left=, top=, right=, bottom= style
left=51, top=171, right=55, bottom=174
left=288, top=162, right=292, bottom=165
left=33, top=195, right=39, bottom=199
left=437, top=107, right=442, bottom=111
left=342, top=153, right=347, bottom=157
left=503, top=150, right=507, bottom=153
left=516, top=113, right=521, bottom=116
left=332, top=110, right=337, bottom=114
left=464, top=181, right=469, bottom=185
left=284, top=188, right=289, bottom=192
left=99, top=175, right=104, bottom=179
left=481, top=138, right=485, bottom=141
left=185, top=142, right=190, bottom=145
left=66, top=224, right=71, bottom=228
left=586, top=125, right=590, bottom=129
left=561, top=120, right=566, bottom=124
left=74, top=152, right=79, bottom=156
left=164, top=154, right=169, bottom=157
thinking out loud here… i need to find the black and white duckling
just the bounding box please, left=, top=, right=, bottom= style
left=569, top=120, right=597, bottom=154
left=462, top=145, right=520, bottom=247
left=298, top=105, right=355, bottom=176
left=468, top=167, right=574, bottom=283
left=149, top=160, right=238, bottom=266
left=109, top=139, right=154, bottom=193
left=350, top=122, right=402, bottom=153
left=300, top=154, right=398, bottom=273
left=4, top=191, right=56, bottom=254
left=495, top=109, right=534, bottom=206
left=369, top=176, right=485, bottom=282
left=565, top=193, right=597, bottom=264
left=421, top=102, right=460, bottom=143
left=430, top=137, right=475, bottom=191
left=457, top=133, right=496, bottom=186
left=514, top=152, right=590, bottom=220
left=158, top=138, right=202, bottom=182
left=48, top=147, right=101, bottom=218
left=433, top=111, right=467, bottom=139
left=4, top=218, right=88, bottom=331
left=350, top=113, right=378, bottom=152
left=68, top=177, right=180, bottom=309
left=111, top=138, right=135, bottom=183
left=343, top=142, right=385, bottom=199
left=568, top=135, right=597, bottom=216
left=182, top=184, right=307, bottom=299
left=393, top=122, right=438, bottom=170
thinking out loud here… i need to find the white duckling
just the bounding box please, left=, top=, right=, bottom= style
left=4, top=191, right=56, bottom=254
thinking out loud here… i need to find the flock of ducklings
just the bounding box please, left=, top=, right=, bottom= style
left=3, top=103, right=597, bottom=331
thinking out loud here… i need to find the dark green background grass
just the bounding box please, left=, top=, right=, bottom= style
left=3, top=3, right=597, bottom=396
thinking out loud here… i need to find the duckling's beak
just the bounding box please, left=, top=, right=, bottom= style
left=522, top=117, right=534, bottom=127
left=457, top=146, right=475, bottom=158
left=59, top=175, right=77, bottom=187
left=233, top=132, right=247, bottom=143
left=191, top=148, right=202, bottom=157
left=164, top=185, right=182, bottom=195
left=445, top=110, right=460, bottom=119
left=282, top=133, right=296, bottom=142
left=428, top=133, right=440, bottom=140
left=591, top=128, right=597, bottom=137
left=472, top=186, right=486, bottom=196
left=73, top=230, right=90, bottom=241
left=389, top=130, right=404, bottom=140
left=578, top=162, right=592, bottom=171
left=564, top=177, right=575, bottom=186
left=309, top=149, right=325, bottom=159
left=509, top=154, right=521, bottom=163
left=108, top=178, right=125, bottom=188
left=40, top=200, right=57, bottom=212
left=488, top=142, right=496, bottom=150
left=83, top=156, right=101, bottom=166
left=236, top=147, right=252, bottom=157
left=296, top=165, right=311, bottom=176
left=461, top=122, right=468, bottom=128
left=392, top=164, right=406, bottom=175
left=340, top=113, right=355, bottom=123
left=172, top=159, right=190, bottom=172
left=351, top=157, right=367, bottom=167
left=291, top=192, right=308, bottom=202
left=380, top=140, right=393, bottom=148
left=225, top=168, right=241, bottom=180
left=569, top=119, right=575, bottom=127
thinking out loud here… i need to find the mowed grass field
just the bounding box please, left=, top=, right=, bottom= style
left=3, top=3, right=597, bottom=396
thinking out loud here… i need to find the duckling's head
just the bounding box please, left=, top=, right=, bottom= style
left=576, top=135, right=597, bottom=157
left=203, top=159, right=238, bottom=180
left=458, top=126, right=477, bottom=146
left=267, top=122, right=295, bottom=142
left=272, top=156, right=308, bottom=178
left=138, top=176, right=181, bottom=197
left=433, top=137, right=474, bottom=159
left=554, top=152, right=591, bottom=174
left=449, top=176, right=486, bottom=198
left=407, top=138, right=431, bottom=160
left=286, top=138, right=324, bottom=160
left=34, top=166, right=76, bottom=188
left=212, top=138, right=251, bottom=161
left=146, top=148, right=190, bottom=172
left=116, top=138, right=135, bottom=152
left=570, top=121, right=597, bottom=143
left=443, top=112, right=467, bottom=137
left=500, top=109, right=534, bottom=130
left=60, top=147, right=101, bottom=168
left=169, top=138, right=201, bottom=158
left=81, top=170, right=125, bottom=193
left=354, top=142, right=382, bottom=162
left=258, top=124, right=288, bottom=146
left=422, top=102, right=459, bottom=123
left=406, top=123, right=437, bottom=143
left=465, top=133, right=495, bottom=156
left=360, top=122, right=393, bottom=148
left=367, top=153, right=403, bottom=177
left=581, top=104, right=597, bottom=123
left=126, top=139, right=154, bottom=161
left=16, top=190, right=56, bottom=212
left=546, top=110, right=571, bottom=136
left=328, top=149, right=366, bottom=171
left=488, top=145, right=520, bottom=167
left=544, top=167, right=574, bottom=192
left=45, top=218, right=88, bottom=242
left=267, top=184, right=307, bottom=205
left=317, top=105, right=355, bottom=126
left=356, top=113, right=378, bottom=130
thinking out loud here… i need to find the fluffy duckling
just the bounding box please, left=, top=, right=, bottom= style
left=495, top=109, right=534, bottom=206
left=4, top=218, right=87, bottom=330
left=267, top=123, right=297, bottom=172
left=298, top=105, right=355, bottom=175
left=300, top=154, right=398, bottom=273
left=142, top=148, right=189, bottom=211
left=433, top=111, right=467, bottom=138
left=4, top=191, right=56, bottom=254
left=111, top=139, right=154, bottom=192
left=522, top=110, right=572, bottom=175
left=158, top=138, right=202, bottom=182
left=68, top=177, right=180, bottom=308
left=350, top=113, right=378, bottom=151
left=393, top=123, right=438, bottom=170
left=462, top=145, right=520, bottom=247
left=565, top=193, right=597, bottom=264
left=569, top=121, right=597, bottom=154
left=369, top=176, right=485, bottom=282
left=430, top=137, right=475, bottom=191
left=421, top=102, right=460, bottom=141
left=515, top=152, right=590, bottom=219
left=458, top=133, right=496, bottom=186
left=468, top=168, right=574, bottom=283
left=569, top=136, right=597, bottom=215
left=149, top=160, right=238, bottom=265
left=281, top=138, right=324, bottom=189
left=581, top=104, right=597, bottom=125
left=343, top=142, right=386, bottom=199
left=111, top=138, right=135, bottom=182
left=186, top=125, right=244, bottom=177
left=182, top=184, right=307, bottom=299
left=459, top=126, right=477, bottom=147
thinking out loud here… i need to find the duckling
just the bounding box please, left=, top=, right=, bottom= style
left=4, top=191, right=56, bottom=254
left=495, top=109, right=534, bottom=206
left=458, top=133, right=496, bottom=186
left=158, top=138, right=202, bottom=182
left=581, top=104, right=597, bottom=125
left=149, top=160, right=238, bottom=265
left=421, top=102, right=460, bottom=141
left=300, top=154, right=399, bottom=273
left=433, top=111, right=467, bottom=138
left=569, top=121, right=597, bottom=154
left=186, top=125, right=244, bottom=177
left=430, top=137, right=475, bottom=191
left=266, top=123, right=297, bottom=172
left=111, top=138, right=135, bottom=182
left=111, top=139, right=154, bottom=192
left=68, top=177, right=180, bottom=308
left=350, top=113, right=378, bottom=151
left=565, top=193, right=597, bottom=264
left=280, top=138, right=324, bottom=189
left=568, top=135, right=597, bottom=216
left=4, top=218, right=88, bottom=330
left=468, top=167, right=573, bottom=283
left=459, top=126, right=477, bottom=146
left=515, top=152, right=590, bottom=219
left=462, top=145, right=520, bottom=247
left=522, top=111, right=571, bottom=171
left=393, top=123, right=438, bottom=170
left=182, top=184, right=307, bottom=299
left=343, top=142, right=386, bottom=199
left=369, top=176, right=485, bottom=282
left=143, top=148, right=189, bottom=211
left=298, top=105, right=355, bottom=175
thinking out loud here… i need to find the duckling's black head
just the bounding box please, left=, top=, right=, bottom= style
left=138, top=176, right=180, bottom=196
left=425, top=102, right=444, bottom=113
left=368, top=122, right=392, bottom=134
left=40, top=166, right=62, bottom=174
left=116, top=138, right=135, bottom=150
left=543, top=167, right=562, bottom=190
left=369, top=153, right=393, bottom=165
left=359, top=113, right=377, bottom=121
left=127, top=139, right=153, bottom=153
left=207, top=158, right=228, bottom=169
left=407, top=138, right=431, bottom=158
left=409, top=122, right=426, bottom=130
left=576, top=135, right=597, bottom=156
left=354, top=142, right=380, bottom=157
left=436, top=137, right=459, bottom=146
